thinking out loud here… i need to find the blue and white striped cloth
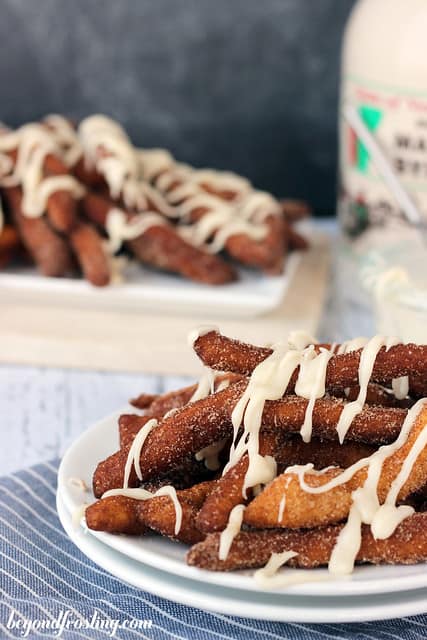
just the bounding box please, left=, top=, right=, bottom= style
left=0, top=460, right=426, bottom=640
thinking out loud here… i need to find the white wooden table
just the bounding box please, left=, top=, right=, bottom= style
left=0, top=224, right=375, bottom=476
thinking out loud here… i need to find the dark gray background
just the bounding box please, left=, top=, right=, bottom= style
left=0, top=0, right=356, bottom=215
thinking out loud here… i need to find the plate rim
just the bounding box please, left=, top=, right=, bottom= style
left=0, top=251, right=301, bottom=319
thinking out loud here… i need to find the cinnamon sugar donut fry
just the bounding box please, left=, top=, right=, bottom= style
left=81, top=191, right=237, bottom=285
left=136, top=480, right=215, bottom=544
left=152, top=173, right=287, bottom=273
left=118, top=414, right=152, bottom=450
left=130, top=373, right=242, bottom=416
left=2, top=186, right=74, bottom=277
left=192, top=330, right=427, bottom=387
left=244, top=404, right=427, bottom=529
left=92, top=386, right=408, bottom=498
left=85, top=495, right=147, bottom=535
left=87, top=480, right=215, bottom=544
left=41, top=152, right=81, bottom=233
left=0, top=125, right=84, bottom=234
left=138, top=500, right=204, bottom=544
left=187, top=512, right=427, bottom=572
left=69, top=222, right=111, bottom=287
left=222, top=214, right=287, bottom=274
left=78, top=115, right=296, bottom=274
left=129, top=393, right=159, bottom=411
left=197, top=436, right=375, bottom=534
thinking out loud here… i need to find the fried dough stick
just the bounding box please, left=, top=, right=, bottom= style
left=192, top=330, right=427, bottom=388
left=187, top=512, right=427, bottom=571
left=130, top=373, right=242, bottom=415
left=140, top=167, right=287, bottom=273
left=197, top=437, right=375, bottom=533
left=223, top=214, right=287, bottom=274
left=244, top=405, right=427, bottom=529
left=92, top=382, right=407, bottom=497
left=86, top=480, right=215, bottom=544
left=2, top=186, right=74, bottom=277
left=5, top=144, right=80, bottom=234
left=118, top=413, right=216, bottom=491
left=81, top=191, right=237, bottom=285
left=69, top=222, right=111, bottom=287
left=3, top=143, right=110, bottom=285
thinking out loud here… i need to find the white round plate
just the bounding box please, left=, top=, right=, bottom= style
left=58, top=411, right=427, bottom=599
left=58, top=490, right=427, bottom=623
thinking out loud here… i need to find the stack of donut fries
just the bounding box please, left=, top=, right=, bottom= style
left=86, top=329, right=427, bottom=583
left=0, top=114, right=308, bottom=286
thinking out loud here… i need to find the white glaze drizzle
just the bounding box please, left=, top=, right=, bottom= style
left=43, top=114, right=82, bottom=167
left=105, top=207, right=166, bottom=254
left=78, top=115, right=280, bottom=253
left=278, top=494, right=287, bottom=522
left=337, top=337, right=369, bottom=355
left=123, top=418, right=158, bottom=488
left=0, top=122, right=84, bottom=218
left=294, top=347, right=333, bottom=443
left=287, top=330, right=318, bottom=351
left=102, top=485, right=183, bottom=535
left=218, top=504, right=245, bottom=560
left=336, top=336, right=391, bottom=444
left=189, top=368, right=216, bottom=403
left=227, top=342, right=301, bottom=493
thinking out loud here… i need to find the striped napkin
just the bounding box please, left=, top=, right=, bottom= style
left=0, top=460, right=425, bottom=640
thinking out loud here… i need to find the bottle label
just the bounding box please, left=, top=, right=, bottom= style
left=339, top=74, right=427, bottom=249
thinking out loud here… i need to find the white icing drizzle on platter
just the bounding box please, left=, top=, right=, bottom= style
left=78, top=114, right=281, bottom=254
left=105, top=207, right=166, bottom=254
left=0, top=121, right=84, bottom=218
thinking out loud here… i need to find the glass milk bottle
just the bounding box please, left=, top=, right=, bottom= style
left=337, top=0, right=427, bottom=308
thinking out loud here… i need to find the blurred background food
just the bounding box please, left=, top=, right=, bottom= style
left=0, top=0, right=355, bottom=215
